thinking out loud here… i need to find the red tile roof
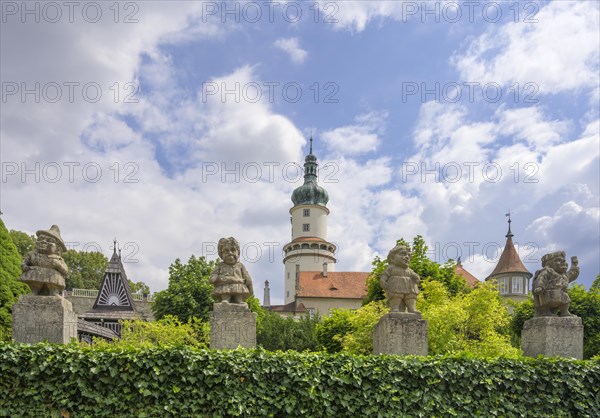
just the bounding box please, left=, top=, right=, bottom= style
left=267, top=302, right=307, bottom=313
left=487, top=236, right=532, bottom=278
left=455, top=264, right=480, bottom=287
left=297, top=271, right=369, bottom=299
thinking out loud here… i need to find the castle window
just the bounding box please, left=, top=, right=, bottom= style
left=498, top=277, right=508, bottom=294
left=303, top=223, right=310, bottom=232
left=303, top=209, right=310, bottom=217
left=512, top=276, right=523, bottom=294
left=307, top=308, right=315, bottom=319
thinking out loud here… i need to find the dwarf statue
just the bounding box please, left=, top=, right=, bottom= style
left=20, top=225, right=68, bottom=296
left=210, top=237, right=254, bottom=304
left=380, top=243, right=420, bottom=314
left=532, top=251, right=579, bottom=317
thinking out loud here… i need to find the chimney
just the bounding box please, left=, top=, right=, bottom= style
left=263, top=280, right=271, bottom=307
left=322, top=262, right=328, bottom=277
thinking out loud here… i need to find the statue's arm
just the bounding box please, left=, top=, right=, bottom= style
left=379, top=269, right=389, bottom=289
left=21, top=252, right=33, bottom=272
left=210, top=265, right=220, bottom=284
left=568, top=256, right=580, bottom=283
left=241, top=265, right=253, bottom=295
left=55, top=258, right=68, bottom=276
left=533, top=270, right=547, bottom=294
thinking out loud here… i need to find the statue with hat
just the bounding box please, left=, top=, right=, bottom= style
left=532, top=251, right=579, bottom=317
left=20, top=225, right=69, bottom=297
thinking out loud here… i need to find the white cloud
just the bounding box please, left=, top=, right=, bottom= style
left=322, top=111, right=388, bottom=155
left=274, top=37, right=308, bottom=64
left=319, top=1, right=413, bottom=32
left=452, top=1, right=600, bottom=95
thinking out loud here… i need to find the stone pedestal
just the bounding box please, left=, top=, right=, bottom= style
left=210, top=302, right=256, bottom=350
left=522, top=316, right=583, bottom=359
left=373, top=312, right=428, bottom=356
left=12, top=295, right=78, bottom=344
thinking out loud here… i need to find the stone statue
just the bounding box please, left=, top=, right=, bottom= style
left=210, top=237, right=254, bottom=304
left=380, top=243, right=420, bottom=314
left=532, top=251, right=579, bottom=317
left=20, top=225, right=68, bottom=297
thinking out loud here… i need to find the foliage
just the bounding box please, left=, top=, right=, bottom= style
left=93, top=316, right=208, bottom=349
left=152, top=256, right=217, bottom=323
left=62, top=250, right=109, bottom=290
left=364, top=235, right=469, bottom=305
left=510, top=284, right=600, bottom=359
left=420, top=280, right=520, bottom=357
left=591, top=274, right=600, bottom=291
left=257, top=311, right=319, bottom=352
left=316, top=309, right=355, bottom=353
left=339, top=301, right=389, bottom=355
left=337, top=280, right=518, bottom=357
left=128, top=280, right=150, bottom=295
left=246, top=296, right=267, bottom=326
left=0, top=344, right=598, bottom=417
left=510, top=297, right=535, bottom=346
left=0, top=220, right=29, bottom=341
left=8, top=229, right=35, bottom=258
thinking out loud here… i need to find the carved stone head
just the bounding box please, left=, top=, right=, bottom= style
left=35, top=225, right=67, bottom=256
left=387, top=244, right=411, bottom=268
left=218, top=237, right=240, bottom=266
left=542, top=251, right=568, bottom=274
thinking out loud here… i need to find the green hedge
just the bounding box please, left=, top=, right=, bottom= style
left=1, top=343, right=599, bottom=417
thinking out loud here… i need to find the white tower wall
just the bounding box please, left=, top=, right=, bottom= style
left=290, top=205, right=329, bottom=240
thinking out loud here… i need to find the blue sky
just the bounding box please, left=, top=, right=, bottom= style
left=1, top=1, right=599, bottom=304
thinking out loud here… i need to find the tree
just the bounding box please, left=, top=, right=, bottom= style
left=62, top=250, right=109, bottom=290
left=420, top=280, right=518, bottom=357
left=8, top=230, right=35, bottom=258
left=0, top=220, right=29, bottom=341
left=339, top=301, right=389, bottom=355
left=92, top=315, right=209, bottom=348
left=257, top=311, right=319, bottom=352
left=152, top=256, right=217, bottom=323
left=128, top=280, right=150, bottom=295
left=332, top=280, right=519, bottom=357
left=316, top=309, right=355, bottom=353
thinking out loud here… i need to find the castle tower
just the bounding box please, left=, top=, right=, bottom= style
left=282, top=138, right=336, bottom=304
left=485, top=214, right=532, bottom=303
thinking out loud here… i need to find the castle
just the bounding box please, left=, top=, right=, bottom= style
left=265, top=140, right=530, bottom=317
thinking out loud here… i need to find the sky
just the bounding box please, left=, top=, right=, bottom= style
left=1, top=0, right=599, bottom=305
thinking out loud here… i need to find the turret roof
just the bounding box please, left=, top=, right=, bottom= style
left=487, top=216, right=532, bottom=279
left=291, top=137, right=329, bottom=207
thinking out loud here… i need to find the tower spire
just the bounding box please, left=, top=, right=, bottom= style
left=505, top=211, right=513, bottom=238
left=113, top=237, right=118, bottom=254
left=309, top=135, right=313, bottom=154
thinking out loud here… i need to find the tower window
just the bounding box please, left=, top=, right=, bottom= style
left=498, top=277, right=508, bottom=294
left=303, top=209, right=310, bottom=217
left=512, top=276, right=522, bottom=294
left=303, top=223, right=310, bottom=232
